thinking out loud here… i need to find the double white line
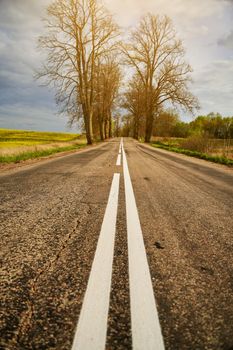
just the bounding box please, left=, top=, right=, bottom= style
left=71, top=139, right=164, bottom=350
left=116, top=138, right=123, bottom=166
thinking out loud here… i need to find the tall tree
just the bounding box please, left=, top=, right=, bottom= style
left=37, top=0, right=119, bottom=144
left=121, top=14, right=199, bottom=142
left=95, top=57, right=121, bottom=140
left=123, top=74, right=145, bottom=139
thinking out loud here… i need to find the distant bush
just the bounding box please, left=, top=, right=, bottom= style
left=180, top=135, right=211, bottom=153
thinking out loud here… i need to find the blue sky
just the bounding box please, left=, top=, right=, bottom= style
left=0, top=0, right=233, bottom=132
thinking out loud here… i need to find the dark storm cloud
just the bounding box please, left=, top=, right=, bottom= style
left=0, top=0, right=48, bottom=85
left=0, top=0, right=73, bottom=131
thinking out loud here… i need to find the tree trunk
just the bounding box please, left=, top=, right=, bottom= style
left=84, top=110, right=93, bottom=145
left=104, top=119, right=108, bottom=139
left=98, top=115, right=104, bottom=141
left=133, top=116, right=139, bottom=140
left=102, top=120, right=105, bottom=140
left=108, top=111, right=112, bottom=138
left=86, top=121, right=93, bottom=144
left=89, top=110, right=93, bottom=143
left=145, top=114, right=154, bottom=143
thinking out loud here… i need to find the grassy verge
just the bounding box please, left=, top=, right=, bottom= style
left=151, top=142, right=233, bottom=166
left=0, top=144, right=86, bottom=164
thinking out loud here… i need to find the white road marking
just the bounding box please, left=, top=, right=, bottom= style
left=116, top=154, right=121, bottom=166
left=71, top=173, right=120, bottom=350
left=122, top=141, right=165, bottom=350
left=119, top=138, right=123, bottom=154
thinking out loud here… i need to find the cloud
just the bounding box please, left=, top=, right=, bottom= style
left=0, top=0, right=67, bottom=132
left=0, top=0, right=49, bottom=30
left=218, top=30, right=233, bottom=49
left=0, top=103, right=71, bottom=132
left=105, top=0, right=230, bottom=27
left=191, top=60, right=233, bottom=117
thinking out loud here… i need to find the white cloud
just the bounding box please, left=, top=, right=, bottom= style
left=105, top=0, right=230, bottom=26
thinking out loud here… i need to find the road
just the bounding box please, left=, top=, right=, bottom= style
left=0, top=138, right=233, bottom=350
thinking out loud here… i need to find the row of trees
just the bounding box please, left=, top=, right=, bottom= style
left=189, top=113, right=233, bottom=139
left=121, top=111, right=233, bottom=139
left=38, top=0, right=199, bottom=143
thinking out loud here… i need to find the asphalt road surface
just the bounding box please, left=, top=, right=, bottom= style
left=0, top=138, right=233, bottom=350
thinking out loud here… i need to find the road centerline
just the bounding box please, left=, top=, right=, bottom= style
left=116, top=139, right=123, bottom=165
left=71, top=173, right=120, bottom=350
left=119, top=138, right=123, bottom=154
left=116, top=154, right=121, bottom=166
left=122, top=140, right=165, bottom=350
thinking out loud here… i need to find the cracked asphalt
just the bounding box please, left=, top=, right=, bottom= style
left=0, top=138, right=233, bottom=350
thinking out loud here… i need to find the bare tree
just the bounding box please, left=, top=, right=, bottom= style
left=123, top=73, right=146, bottom=139
left=121, top=14, right=199, bottom=142
left=95, top=56, right=121, bottom=140
left=37, top=0, right=119, bottom=144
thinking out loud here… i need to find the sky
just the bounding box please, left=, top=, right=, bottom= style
left=0, top=0, right=233, bottom=132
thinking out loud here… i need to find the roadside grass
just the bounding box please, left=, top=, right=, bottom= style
left=0, top=144, right=86, bottom=163
left=151, top=141, right=233, bottom=166
left=0, top=129, right=87, bottom=163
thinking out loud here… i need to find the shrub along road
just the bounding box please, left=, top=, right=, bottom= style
left=0, top=138, right=233, bottom=350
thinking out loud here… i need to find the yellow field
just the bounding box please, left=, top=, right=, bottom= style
left=0, top=129, right=86, bottom=159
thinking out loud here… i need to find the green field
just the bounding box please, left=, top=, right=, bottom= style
left=0, top=129, right=86, bottom=163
